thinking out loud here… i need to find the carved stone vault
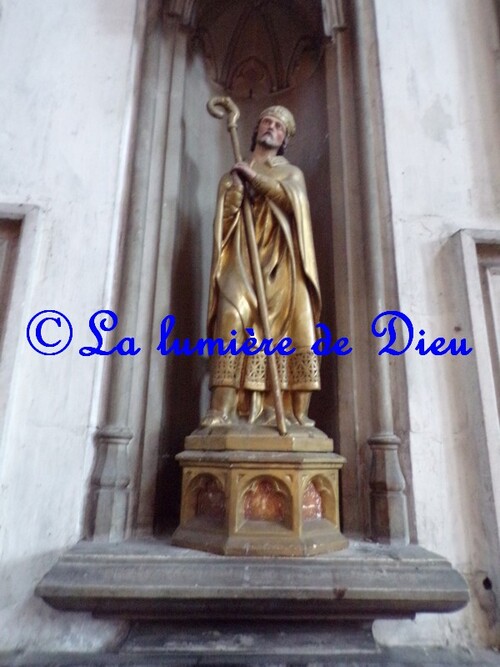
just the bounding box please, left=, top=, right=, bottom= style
left=168, top=0, right=346, bottom=98
left=193, top=0, right=324, bottom=99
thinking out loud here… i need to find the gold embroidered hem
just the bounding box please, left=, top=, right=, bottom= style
left=209, top=346, right=320, bottom=392
left=210, top=352, right=244, bottom=387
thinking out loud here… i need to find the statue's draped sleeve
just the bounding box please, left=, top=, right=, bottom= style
left=271, top=163, right=321, bottom=321
left=207, top=158, right=321, bottom=339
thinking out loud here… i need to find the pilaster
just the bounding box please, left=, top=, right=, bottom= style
left=85, top=0, right=189, bottom=541
left=351, top=0, right=410, bottom=544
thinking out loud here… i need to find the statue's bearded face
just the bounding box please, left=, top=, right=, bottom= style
left=256, top=115, right=287, bottom=150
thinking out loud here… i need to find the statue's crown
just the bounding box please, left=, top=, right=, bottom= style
left=259, top=106, right=296, bottom=137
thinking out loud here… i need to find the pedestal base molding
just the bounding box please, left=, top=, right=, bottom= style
left=36, top=539, right=469, bottom=620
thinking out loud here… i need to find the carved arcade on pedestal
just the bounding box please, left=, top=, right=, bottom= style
left=173, top=431, right=347, bottom=556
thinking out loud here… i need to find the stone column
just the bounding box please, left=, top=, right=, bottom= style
left=323, top=0, right=368, bottom=537
left=351, top=0, right=410, bottom=544
left=85, top=0, right=190, bottom=541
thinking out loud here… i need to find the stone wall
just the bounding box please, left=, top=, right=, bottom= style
left=0, top=0, right=138, bottom=651
left=373, top=0, right=500, bottom=648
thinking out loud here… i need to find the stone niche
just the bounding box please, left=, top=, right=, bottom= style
left=36, top=0, right=468, bottom=643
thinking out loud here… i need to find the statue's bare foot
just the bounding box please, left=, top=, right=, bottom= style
left=285, top=411, right=299, bottom=425
left=201, top=409, right=234, bottom=427
left=255, top=408, right=297, bottom=427
left=255, top=407, right=276, bottom=426
left=292, top=392, right=314, bottom=427
left=296, top=414, right=315, bottom=427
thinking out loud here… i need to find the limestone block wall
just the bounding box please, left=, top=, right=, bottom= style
left=373, top=0, right=500, bottom=648
left=0, top=0, right=138, bottom=651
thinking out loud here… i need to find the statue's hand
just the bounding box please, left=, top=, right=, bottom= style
left=232, top=161, right=256, bottom=182
left=231, top=171, right=244, bottom=188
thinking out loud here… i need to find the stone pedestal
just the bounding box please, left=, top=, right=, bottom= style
left=36, top=538, right=469, bottom=619
left=171, top=426, right=348, bottom=556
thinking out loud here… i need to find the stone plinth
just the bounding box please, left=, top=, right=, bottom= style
left=35, top=539, right=469, bottom=620
left=172, top=431, right=348, bottom=556
left=184, top=424, right=334, bottom=452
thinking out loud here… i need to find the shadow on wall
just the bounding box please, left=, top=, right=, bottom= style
left=154, top=153, right=205, bottom=531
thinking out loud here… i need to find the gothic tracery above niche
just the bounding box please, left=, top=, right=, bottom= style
left=192, top=0, right=326, bottom=99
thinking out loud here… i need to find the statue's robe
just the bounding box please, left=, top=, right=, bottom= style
left=207, top=155, right=321, bottom=393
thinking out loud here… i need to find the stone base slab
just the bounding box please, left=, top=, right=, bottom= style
left=36, top=538, right=469, bottom=620
left=185, top=424, right=334, bottom=452
left=121, top=620, right=377, bottom=657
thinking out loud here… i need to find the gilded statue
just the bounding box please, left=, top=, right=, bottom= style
left=202, top=104, right=321, bottom=430
left=172, top=100, right=348, bottom=556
